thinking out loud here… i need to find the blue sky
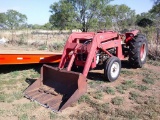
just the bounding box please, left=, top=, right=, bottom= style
left=0, top=0, right=154, bottom=25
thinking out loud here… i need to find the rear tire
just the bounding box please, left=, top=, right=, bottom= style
left=129, top=34, right=148, bottom=68
left=104, top=56, right=121, bottom=82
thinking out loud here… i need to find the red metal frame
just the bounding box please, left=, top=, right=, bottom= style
left=58, top=31, right=130, bottom=77
left=125, top=30, right=139, bottom=43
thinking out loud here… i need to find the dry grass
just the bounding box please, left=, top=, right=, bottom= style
left=0, top=30, right=69, bottom=52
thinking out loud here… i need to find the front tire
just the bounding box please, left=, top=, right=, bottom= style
left=129, top=34, right=148, bottom=68
left=104, top=56, right=121, bottom=82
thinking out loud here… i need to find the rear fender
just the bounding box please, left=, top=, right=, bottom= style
left=125, top=30, right=139, bottom=43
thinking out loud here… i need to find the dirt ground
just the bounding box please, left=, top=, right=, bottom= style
left=0, top=59, right=160, bottom=120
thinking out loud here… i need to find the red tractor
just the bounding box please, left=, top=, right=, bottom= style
left=24, top=30, right=148, bottom=111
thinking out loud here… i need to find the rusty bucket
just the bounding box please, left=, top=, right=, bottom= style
left=24, top=64, right=87, bottom=112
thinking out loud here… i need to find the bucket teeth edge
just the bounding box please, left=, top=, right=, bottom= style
left=24, top=94, right=59, bottom=112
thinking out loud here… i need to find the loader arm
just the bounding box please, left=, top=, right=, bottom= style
left=83, top=32, right=120, bottom=76
left=58, top=32, right=96, bottom=76
left=58, top=31, right=119, bottom=77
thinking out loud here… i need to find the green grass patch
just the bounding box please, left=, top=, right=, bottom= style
left=52, top=42, right=65, bottom=51
left=137, top=85, right=148, bottom=91
left=116, top=86, right=125, bottom=94
left=88, top=81, right=103, bottom=88
left=0, top=110, right=5, bottom=116
left=143, top=77, right=154, bottom=84
left=18, top=113, right=29, bottom=120
left=71, top=101, right=110, bottom=119
left=30, top=73, right=40, bottom=78
left=121, top=69, right=133, bottom=75
left=30, top=116, right=36, bottom=120
left=111, top=96, right=124, bottom=105
left=88, top=81, right=96, bottom=88
left=12, top=91, right=23, bottom=100
left=0, top=94, right=6, bottom=102
left=15, top=102, right=40, bottom=114
left=116, top=80, right=136, bottom=93
left=50, top=112, right=57, bottom=120
left=71, top=110, right=103, bottom=120
left=122, top=80, right=136, bottom=88
left=129, top=91, right=140, bottom=101
left=113, top=108, right=138, bottom=119
left=147, top=60, right=160, bottom=66
left=103, top=87, right=115, bottom=95
left=38, top=45, right=47, bottom=50
left=93, top=90, right=103, bottom=100
left=97, top=103, right=110, bottom=113
left=78, top=94, right=90, bottom=104
left=135, top=96, right=160, bottom=119
left=0, top=92, right=10, bottom=102
left=95, top=81, right=103, bottom=84
left=83, top=98, right=110, bottom=114
left=0, top=79, right=18, bottom=86
left=10, top=71, right=19, bottom=78
left=0, top=91, right=23, bottom=103
left=146, top=96, right=158, bottom=105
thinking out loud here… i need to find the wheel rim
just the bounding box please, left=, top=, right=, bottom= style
left=110, top=62, right=120, bottom=78
left=140, top=43, right=146, bottom=62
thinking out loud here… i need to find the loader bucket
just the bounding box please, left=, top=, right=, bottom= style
left=24, top=64, right=87, bottom=112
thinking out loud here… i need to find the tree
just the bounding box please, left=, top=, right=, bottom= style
left=0, top=13, right=6, bottom=29
left=42, top=23, right=52, bottom=30
left=150, top=0, right=160, bottom=31
left=32, top=24, right=42, bottom=29
left=49, top=0, right=113, bottom=32
left=102, top=4, right=136, bottom=31
left=0, top=13, right=6, bottom=24
left=100, top=5, right=115, bottom=29
left=150, top=2, right=160, bottom=16
left=136, top=12, right=154, bottom=28
left=68, top=0, right=112, bottom=32
left=4, top=10, right=27, bottom=41
left=153, top=0, right=160, bottom=5
left=49, top=0, right=76, bottom=31
left=5, top=9, right=27, bottom=30
left=150, top=0, right=160, bottom=23
left=137, top=18, right=153, bottom=27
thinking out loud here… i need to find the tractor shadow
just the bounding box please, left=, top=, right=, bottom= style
left=0, top=64, right=41, bottom=74
left=87, top=60, right=133, bottom=82
left=0, top=63, right=59, bottom=85
left=0, top=60, right=133, bottom=83
left=25, top=78, right=37, bottom=85
left=87, top=72, right=105, bottom=82
left=0, top=63, right=59, bottom=74
left=121, top=60, right=133, bottom=69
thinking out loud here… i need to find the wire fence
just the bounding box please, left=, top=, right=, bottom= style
left=0, top=28, right=160, bottom=59
left=0, top=30, right=71, bottom=52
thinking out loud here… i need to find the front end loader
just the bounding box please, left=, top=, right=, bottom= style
left=24, top=30, right=148, bottom=111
